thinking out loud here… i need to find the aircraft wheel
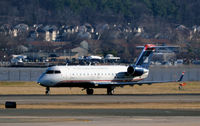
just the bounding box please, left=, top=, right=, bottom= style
left=86, top=88, right=94, bottom=95
left=107, top=87, right=114, bottom=95
left=45, top=87, right=50, bottom=95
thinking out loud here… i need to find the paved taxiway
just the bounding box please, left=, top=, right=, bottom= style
left=1, top=94, right=200, bottom=104
left=0, top=94, right=200, bottom=125
left=0, top=116, right=200, bottom=126
left=0, top=109, right=200, bottom=125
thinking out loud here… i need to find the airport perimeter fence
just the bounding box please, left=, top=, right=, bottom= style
left=0, top=66, right=199, bottom=81
left=0, top=68, right=46, bottom=81
left=147, top=66, right=200, bottom=82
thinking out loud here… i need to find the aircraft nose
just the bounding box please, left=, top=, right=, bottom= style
left=37, top=74, right=48, bottom=86
left=37, top=73, right=56, bottom=87
left=37, top=75, right=44, bottom=85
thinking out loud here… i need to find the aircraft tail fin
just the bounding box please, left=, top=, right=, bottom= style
left=135, top=44, right=156, bottom=68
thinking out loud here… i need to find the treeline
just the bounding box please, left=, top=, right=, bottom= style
left=0, top=0, right=200, bottom=26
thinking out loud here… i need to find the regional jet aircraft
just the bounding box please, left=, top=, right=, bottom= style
left=37, top=44, right=184, bottom=95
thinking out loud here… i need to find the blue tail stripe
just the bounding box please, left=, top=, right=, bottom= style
left=135, top=49, right=154, bottom=68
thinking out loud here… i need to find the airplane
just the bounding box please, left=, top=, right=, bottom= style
left=37, top=44, right=184, bottom=95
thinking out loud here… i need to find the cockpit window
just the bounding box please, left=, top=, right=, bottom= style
left=55, top=70, right=61, bottom=74
left=46, top=70, right=61, bottom=74
left=46, top=70, right=54, bottom=74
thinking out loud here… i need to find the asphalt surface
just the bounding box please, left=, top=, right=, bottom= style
left=0, top=109, right=200, bottom=125
left=0, top=116, right=200, bottom=126
left=0, top=109, right=200, bottom=117
left=1, top=94, right=200, bottom=104
left=0, top=94, right=200, bottom=125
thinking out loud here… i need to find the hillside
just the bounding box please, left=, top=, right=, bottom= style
left=0, top=0, right=200, bottom=26
left=0, top=0, right=200, bottom=61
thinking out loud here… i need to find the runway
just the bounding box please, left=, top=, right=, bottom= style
left=0, top=94, right=200, bottom=125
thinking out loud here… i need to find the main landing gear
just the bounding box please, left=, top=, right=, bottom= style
left=45, top=87, right=50, bottom=95
left=107, top=87, right=114, bottom=95
left=86, top=88, right=94, bottom=95
left=85, top=87, right=115, bottom=95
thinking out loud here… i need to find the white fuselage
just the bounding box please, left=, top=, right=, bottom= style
left=37, top=65, right=149, bottom=88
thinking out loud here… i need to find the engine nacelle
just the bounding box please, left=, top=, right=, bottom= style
left=127, top=66, right=144, bottom=76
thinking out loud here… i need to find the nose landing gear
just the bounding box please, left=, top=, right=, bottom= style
left=45, top=87, right=50, bottom=95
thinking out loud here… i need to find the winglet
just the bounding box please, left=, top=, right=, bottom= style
left=178, top=72, right=185, bottom=82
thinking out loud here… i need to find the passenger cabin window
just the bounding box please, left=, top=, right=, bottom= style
left=46, top=70, right=61, bottom=74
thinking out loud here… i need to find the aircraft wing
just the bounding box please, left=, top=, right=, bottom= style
left=94, top=72, right=185, bottom=86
